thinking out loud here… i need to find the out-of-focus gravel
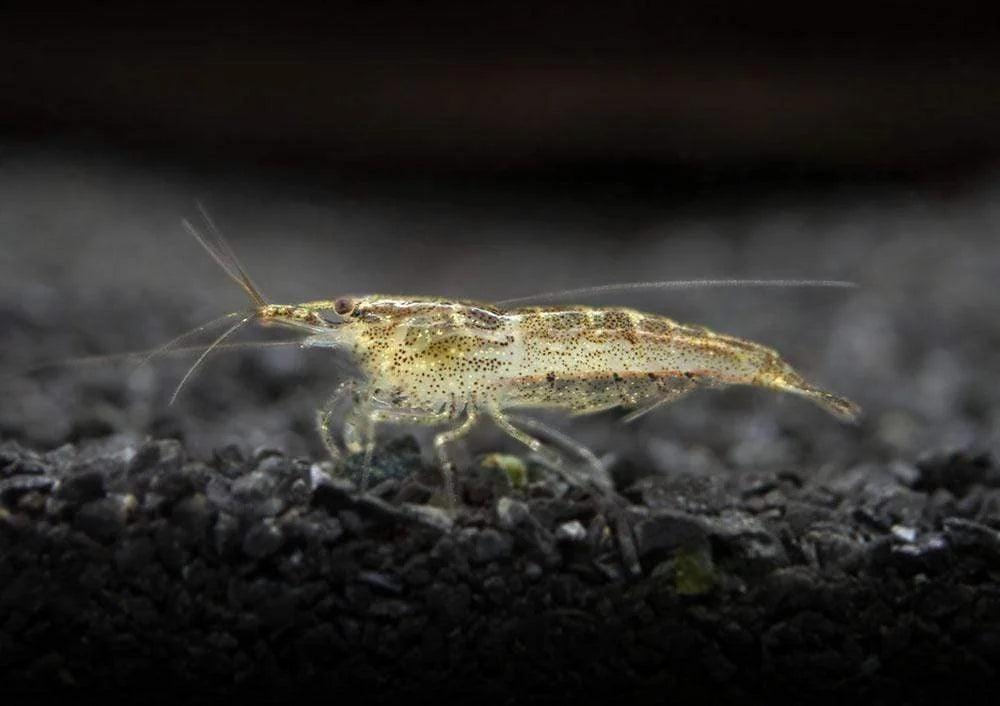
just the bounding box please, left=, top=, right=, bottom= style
left=1, top=151, right=999, bottom=703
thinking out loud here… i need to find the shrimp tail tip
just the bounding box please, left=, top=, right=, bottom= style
left=805, top=388, right=863, bottom=424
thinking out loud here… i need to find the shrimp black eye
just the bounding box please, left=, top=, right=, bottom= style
left=334, top=297, right=354, bottom=315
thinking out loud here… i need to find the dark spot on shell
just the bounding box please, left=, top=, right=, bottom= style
left=464, top=307, right=503, bottom=330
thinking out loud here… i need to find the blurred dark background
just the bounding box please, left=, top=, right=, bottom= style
left=2, top=1, right=999, bottom=460
left=4, top=1, right=1000, bottom=193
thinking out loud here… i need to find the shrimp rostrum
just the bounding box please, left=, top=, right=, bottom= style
left=180, top=218, right=860, bottom=497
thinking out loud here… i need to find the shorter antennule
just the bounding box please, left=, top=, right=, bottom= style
left=182, top=204, right=268, bottom=307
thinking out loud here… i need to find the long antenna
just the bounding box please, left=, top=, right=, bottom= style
left=135, top=310, right=246, bottom=371
left=169, top=311, right=260, bottom=405
left=495, top=278, right=857, bottom=307
left=18, top=338, right=308, bottom=373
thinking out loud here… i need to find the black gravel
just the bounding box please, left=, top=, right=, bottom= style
left=2, top=439, right=999, bottom=704
left=2, top=154, right=1000, bottom=704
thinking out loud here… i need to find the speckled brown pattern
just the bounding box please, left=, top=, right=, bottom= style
left=185, top=221, right=858, bottom=477
left=267, top=296, right=859, bottom=422
left=251, top=295, right=862, bottom=476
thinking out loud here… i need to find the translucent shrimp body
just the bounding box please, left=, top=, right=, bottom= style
left=180, top=216, right=859, bottom=497
left=254, top=295, right=859, bottom=495
left=290, top=297, right=859, bottom=423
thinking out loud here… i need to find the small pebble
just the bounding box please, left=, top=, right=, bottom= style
left=496, top=496, right=531, bottom=529
left=242, top=519, right=283, bottom=559
left=471, top=528, right=512, bottom=564
left=555, top=520, right=587, bottom=543
left=74, top=494, right=135, bottom=543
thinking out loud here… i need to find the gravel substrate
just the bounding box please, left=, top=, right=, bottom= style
left=2, top=438, right=1000, bottom=704
left=2, top=153, right=999, bottom=703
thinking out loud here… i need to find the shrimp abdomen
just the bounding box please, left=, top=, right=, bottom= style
left=501, top=306, right=860, bottom=422
left=500, top=370, right=696, bottom=415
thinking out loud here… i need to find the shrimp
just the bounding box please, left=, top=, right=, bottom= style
left=178, top=214, right=860, bottom=499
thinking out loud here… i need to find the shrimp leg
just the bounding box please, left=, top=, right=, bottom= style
left=505, top=413, right=612, bottom=493
left=483, top=399, right=562, bottom=467
left=316, top=379, right=362, bottom=464
left=343, top=397, right=462, bottom=492
left=432, top=409, right=479, bottom=506
left=507, top=413, right=636, bottom=571
left=354, top=403, right=479, bottom=504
